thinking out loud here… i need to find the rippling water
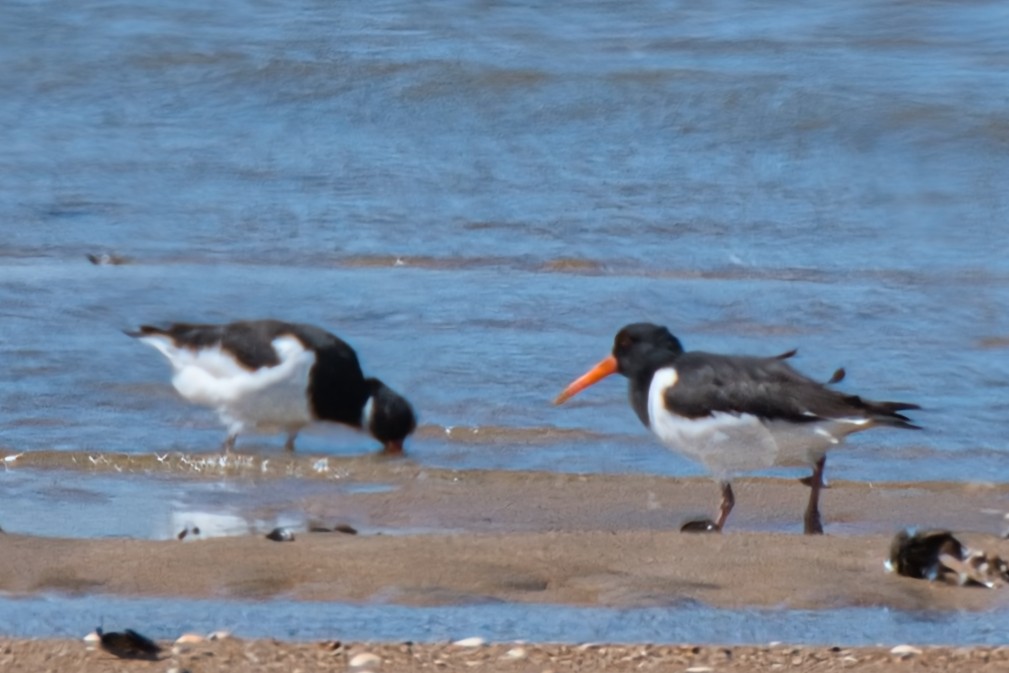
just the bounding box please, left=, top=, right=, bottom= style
left=6, top=595, right=1009, bottom=646
left=3, top=0, right=1008, bottom=482
left=2, top=0, right=1009, bottom=640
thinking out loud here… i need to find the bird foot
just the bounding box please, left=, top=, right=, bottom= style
left=804, top=511, right=824, bottom=535
left=680, top=518, right=721, bottom=533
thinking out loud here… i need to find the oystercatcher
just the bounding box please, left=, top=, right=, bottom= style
left=128, top=320, right=416, bottom=454
left=554, top=323, right=920, bottom=534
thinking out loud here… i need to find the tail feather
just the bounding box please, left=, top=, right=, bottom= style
left=124, top=325, right=169, bottom=339
left=855, top=396, right=922, bottom=430
left=872, top=400, right=921, bottom=413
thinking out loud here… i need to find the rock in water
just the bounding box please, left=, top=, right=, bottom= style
left=96, top=627, right=161, bottom=660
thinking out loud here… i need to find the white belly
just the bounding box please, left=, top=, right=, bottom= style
left=646, top=368, right=863, bottom=478
left=144, top=334, right=316, bottom=432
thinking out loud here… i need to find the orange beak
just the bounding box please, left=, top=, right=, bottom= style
left=553, top=355, right=618, bottom=405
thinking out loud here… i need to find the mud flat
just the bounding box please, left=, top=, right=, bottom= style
left=3, top=465, right=1009, bottom=670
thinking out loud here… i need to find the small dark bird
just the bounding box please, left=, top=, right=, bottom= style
left=96, top=627, right=162, bottom=660
left=887, top=529, right=965, bottom=580
left=86, top=253, right=129, bottom=266
left=265, top=527, right=295, bottom=542
left=888, top=528, right=1009, bottom=588
left=887, top=528, right=1008, bottom=585
left=555, top=323, right=920, bottom=534
left=127, top=320, right=416, bottom=454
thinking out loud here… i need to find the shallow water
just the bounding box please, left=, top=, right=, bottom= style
left=4, top=594, right=1009, bottom=647
left=2, top=0, right=1009, bottom=482
left=0, top=466, right=348, bottom=540
left=2, top=0, right=1009, bottom=643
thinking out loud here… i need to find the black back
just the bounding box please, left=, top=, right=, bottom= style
left=135, top=320, right=336, bottom=370
left=668, top=351, right=849, bottom=421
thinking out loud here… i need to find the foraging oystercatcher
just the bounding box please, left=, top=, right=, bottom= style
left=128, top=320, right=416, bottom=454
left=554, top=323, right=920, bottom=534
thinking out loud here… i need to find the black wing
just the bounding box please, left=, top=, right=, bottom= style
left=130, top=320, right=362, bottom=372
left=665, top=351, right=919, bottom=428
left=131, top=321, right=283, bottom=369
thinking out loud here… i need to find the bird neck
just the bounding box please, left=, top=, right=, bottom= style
left=624, top=348, right=681, bottom=429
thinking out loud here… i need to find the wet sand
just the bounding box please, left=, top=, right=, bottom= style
left=2, top=466, right=1009, bottom=610
left=3, top=467, right=1009, bottom=670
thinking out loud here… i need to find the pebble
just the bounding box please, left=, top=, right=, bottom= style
left=86, top=253, right=129, bottom=266
left=172, top=632, right=207, bottom=656
left=685, top=667, right=714, bottom=673
left=82, top=631, right=100, bottom=650
left=265, top=527, right=295, bottom=542
left=97, top=628, right=161, bottom=660
left=891, top=644, right=923, bottom=658
left=504, top=647, right=528, bottom=660
left=175, top=633, right=206, bottom=645
left=452, top=637, right=486, bottom=648
left=349, top=652, right=382, bottom=668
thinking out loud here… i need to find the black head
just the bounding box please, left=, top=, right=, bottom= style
left=554, top=322, right=684, bottom=406
left=612, top=323, right=684, bottom=374
left=365, top=378, right=417, bottom=455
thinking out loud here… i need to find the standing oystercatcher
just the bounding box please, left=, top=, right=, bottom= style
left=554, top=323, right=919, bottom=534
left=128, top=320, right=416, bottom=455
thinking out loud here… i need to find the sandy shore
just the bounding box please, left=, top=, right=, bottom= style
left=5, top=638, right=1009, bottom=673
left=4, top=525, right=1009, bottom=611
left=4, top=468, right=1009, bottom=610
left=3, top=466, right=1009, bottom=670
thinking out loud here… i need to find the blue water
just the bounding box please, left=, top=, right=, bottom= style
left=4, top=594, right=1009, bottom=647
left=2, top=0, right=1008, bottom=481
left=2, top=0, right=1009, bottom=643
